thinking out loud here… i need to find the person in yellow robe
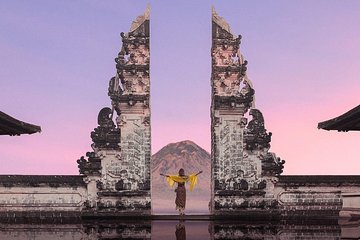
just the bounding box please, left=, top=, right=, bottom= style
left=160, top=168, right=202, bottom=215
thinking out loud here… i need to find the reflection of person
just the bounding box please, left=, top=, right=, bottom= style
left=160, top=168, right=203, bottom=215
left=175, top=220, right=186, bottom=240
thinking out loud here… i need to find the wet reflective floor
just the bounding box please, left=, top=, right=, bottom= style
left=0, top=218, right=359, bottom=239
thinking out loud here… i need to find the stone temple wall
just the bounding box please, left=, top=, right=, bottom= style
left=0, top=176, right=86, bottom=218
left=276, top=176, right=360, bottom=216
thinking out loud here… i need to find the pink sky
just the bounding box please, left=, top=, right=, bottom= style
left=0, top=1, right=360, bottom=175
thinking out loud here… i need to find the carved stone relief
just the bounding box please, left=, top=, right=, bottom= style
left=118, top=117, right=150, bottom=191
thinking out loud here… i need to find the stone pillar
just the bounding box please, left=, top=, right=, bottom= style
left=78, top=8, right=151, bottom=216
left=109, top=7, right=151, bottom=214
left=210, top=8, right=284, bottom=215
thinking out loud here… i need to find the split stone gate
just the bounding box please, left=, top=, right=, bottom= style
left=1, top=8, right=360, bottom=219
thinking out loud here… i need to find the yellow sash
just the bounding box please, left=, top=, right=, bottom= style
left=166, top=174, right=198, bottom=191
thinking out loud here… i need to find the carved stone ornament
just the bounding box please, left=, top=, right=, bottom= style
left=109, top=7, right=150, bottom=99
left=244, top=108, right=272, bottom=151
left=212, top=7, right=231, bottom=34
left=262, top=152, right=285, bottom=176
left=108, top=76, right=122, bottom=97
left=129, top=6, right=150, bottom=33
left=77, top=152, right=102, bottom=175
left=212, top=7, right=253, bottom=110
left=91, top=107, right=120, bottom=150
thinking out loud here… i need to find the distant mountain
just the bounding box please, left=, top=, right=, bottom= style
left=152, top=140, right=211, bottom=214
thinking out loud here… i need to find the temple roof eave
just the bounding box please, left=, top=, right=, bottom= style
left=0, top=111, right=41, bottom=136
left=318, top=105, right=360, bottom=131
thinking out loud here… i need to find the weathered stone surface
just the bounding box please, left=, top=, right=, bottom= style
left=0, top=184, right=87, bottom=212
left=274, top=176, right=360, bottom=216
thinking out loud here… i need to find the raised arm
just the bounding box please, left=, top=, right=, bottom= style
left=195, top=171, right=203, bottom=176
left=160, top=173, right=170, bottom=177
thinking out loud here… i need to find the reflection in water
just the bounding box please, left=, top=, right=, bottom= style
left=83, top=221, right=151, bottom=239
left=152, top=220, right=209, bottom=239
left=210, top=220, right=341, bottom=239
left=0, top=220, right=152, bottom=240
left=175, top=220, right=186, bottom=240
left=1, top=218, right=360, bottom=239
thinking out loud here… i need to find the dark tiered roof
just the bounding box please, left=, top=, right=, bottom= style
left=0, top=111, right=41, bottom=136
left=318, top=105, right=360, bottom=131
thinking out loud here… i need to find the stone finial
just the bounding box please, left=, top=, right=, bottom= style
left=110, top=7, right=150, bottom=99
left=129, top=6, right=150, bottom=33
left=212, top=7, right=251, bottom=104
left=212, top=6, right=231, bottom=34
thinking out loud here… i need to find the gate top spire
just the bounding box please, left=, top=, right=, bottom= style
left=129, top=5, right=150, bottom=33
left=212, top=6, right=231, bottom=34
left=211, top=7, right=252, bottom=104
